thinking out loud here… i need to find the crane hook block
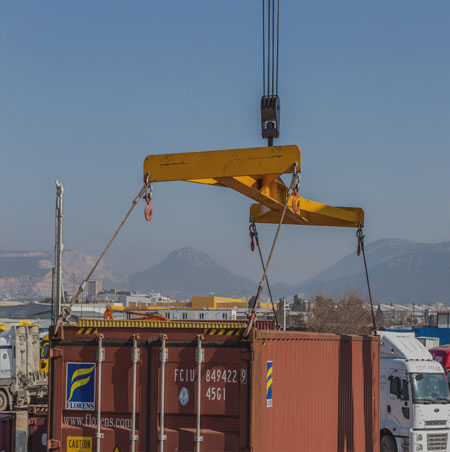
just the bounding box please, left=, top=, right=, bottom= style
left=261, top=95, right=280, bottom=140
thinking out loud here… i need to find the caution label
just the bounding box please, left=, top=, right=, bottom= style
left=67, top=436, right=92, bottom=452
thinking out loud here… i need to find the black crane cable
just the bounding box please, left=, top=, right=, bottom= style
left=250, top=218, right=280, bottom=329
left=262, top=0, right=265, bottom=96
left=357, top=223, right=377, bottom=331
left=276, top=0, right=279, bottom=95
left=271, top=0, right=275, bottom=97
left=262, top=0, right=280, bottom=97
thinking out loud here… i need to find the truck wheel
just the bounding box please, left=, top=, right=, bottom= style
left=0, top=389, right=9, bottom=411
left=380, top=434, right=397, bottom=452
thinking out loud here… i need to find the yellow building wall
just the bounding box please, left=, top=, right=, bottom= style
left=191, top=296, right=248, bottom=309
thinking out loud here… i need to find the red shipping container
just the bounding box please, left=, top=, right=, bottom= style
left=47, top=320, right=379, bottom=452
left=0, top=412, right=16, bottom=452
left=29, top=407, right=48, bottom=452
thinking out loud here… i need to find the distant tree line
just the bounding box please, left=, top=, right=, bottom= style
left=308, top=292, right=373, bottom=335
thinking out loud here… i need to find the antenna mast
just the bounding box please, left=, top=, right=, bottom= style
left=53, top=180, right=64, bottom=326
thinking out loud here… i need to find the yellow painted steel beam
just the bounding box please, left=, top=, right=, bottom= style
left=143, top=145, right=364, bottom=228
left=220, top=176, right=363, bottom=227
left=250, top=200, right=364, bottom=227
left=143, top=145, right=301, bottom=182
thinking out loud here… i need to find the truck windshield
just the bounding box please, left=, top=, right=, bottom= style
left=410, top=373, right=450, bottom=403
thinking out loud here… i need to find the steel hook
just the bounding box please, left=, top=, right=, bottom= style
left=144, top=192, right=153, bottom=221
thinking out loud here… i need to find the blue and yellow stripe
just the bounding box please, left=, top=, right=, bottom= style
left=266, top=361, right=273, bottom=407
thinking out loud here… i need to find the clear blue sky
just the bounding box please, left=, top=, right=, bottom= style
left=1, top=0, right=449, bottom=284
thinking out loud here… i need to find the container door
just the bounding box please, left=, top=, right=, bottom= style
left=54, top=341, right=148, bottom=452
left=150, top=344, right=250, bottom=452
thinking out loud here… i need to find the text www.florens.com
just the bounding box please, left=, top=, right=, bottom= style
left=64, top=414, right=132, bottom=428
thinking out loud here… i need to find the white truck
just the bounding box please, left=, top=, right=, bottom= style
left=379, top=331, right=450, bottom=452
left=0, top=324, right=47, bottom=410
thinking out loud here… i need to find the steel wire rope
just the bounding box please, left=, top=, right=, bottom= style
left=268, top=0, right=271, bottom=95
left=276, top=0, right=280, bottom=95
left=244, top=166, right=299, bottom=338
left=271, top=0, right=275, bottom=97
left=250, top=219, right=280, bottom=329
left=262, top=0, right=265, bottom=96
left=262, top=0, right=280, bottom=97
left=53, top=181, right=151, bottom=335
left=357, top=224, right=376, bottom=331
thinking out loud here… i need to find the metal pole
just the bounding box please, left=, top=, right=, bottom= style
left=51, top=267, right=55, bottom=322
left=195, top=335, right=204, bottom=452
left=130, top=335, right=140, bottom=452
left=25, top=326, right=30, bottom=378
left=283, top=298, right=287, bottom=331
left=159, top=334, right=168, bottom=451
left=95, top=335, right=105, bottom=452
left=54, top=181, right=64, bottom=325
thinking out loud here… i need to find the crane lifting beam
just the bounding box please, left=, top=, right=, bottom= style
left=143, top=145, right=364, bottom=227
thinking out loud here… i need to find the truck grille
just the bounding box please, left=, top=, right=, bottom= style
left=427, top=433, right=448, bottom=451
left=425, top=420, right=447, bottom=426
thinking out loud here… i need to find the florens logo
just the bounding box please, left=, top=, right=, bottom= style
left=66, top=363, right=96, bottom=410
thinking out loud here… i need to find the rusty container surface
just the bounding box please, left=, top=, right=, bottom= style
left=29, top=407, right=48, bottom=452
left=47, top=320, right=379, bottom=452
left=0, top=412, right=16, bottom=452
left=251, top=330, right=379, bottom=452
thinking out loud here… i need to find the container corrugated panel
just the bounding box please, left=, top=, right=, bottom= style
left=415, top=327, right=450, bottom=345
left=388, top=327, right=450, bottom=345
left=48, top=323, right=379, bottom=452
left=28, top=409, right=48, bottom=452
left=48, top=323, right=250, bottom=452
left=251, top=331, right=379, bottom=452
left=0, top=412, right=16, bottom=452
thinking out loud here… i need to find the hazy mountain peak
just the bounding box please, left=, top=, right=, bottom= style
left=295, top=239, right=450, bottom=304
left=163, top=247, right=218, bottom=269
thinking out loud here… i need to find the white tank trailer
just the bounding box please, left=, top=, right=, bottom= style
left=379, top=331, right=450, bottom=452
left=0, top=325, right=47, bottom=410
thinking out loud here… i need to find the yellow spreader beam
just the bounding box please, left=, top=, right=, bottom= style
left=143, top=145, right=364, bottom=227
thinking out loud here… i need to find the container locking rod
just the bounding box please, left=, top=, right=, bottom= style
left=95, top=334, right=105, bottom=452
left=130, top=334, right=140, bottom=452
left=195, top=335, right=205, bottom=452
left=159, top=334, right=168, bottom=451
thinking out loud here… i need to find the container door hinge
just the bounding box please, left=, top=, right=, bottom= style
left=49, top=348, right=63, bottom=358
left=47, top=439, right=61, bottom=450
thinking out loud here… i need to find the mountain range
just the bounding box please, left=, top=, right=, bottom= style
left=0, top=239, right=448, bottom=304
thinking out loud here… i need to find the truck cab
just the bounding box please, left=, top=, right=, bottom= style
left=429, top=346, right=450, bottom=391
left=379, top=331, right=450, bottom=452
